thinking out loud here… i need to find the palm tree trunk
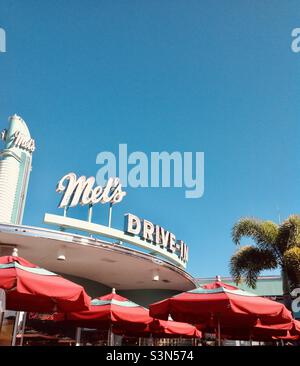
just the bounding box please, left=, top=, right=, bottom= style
left=281, top=267, right=292, bottom=310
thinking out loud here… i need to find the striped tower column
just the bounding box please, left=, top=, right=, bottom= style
left=0, top=114, right=35, bottom=224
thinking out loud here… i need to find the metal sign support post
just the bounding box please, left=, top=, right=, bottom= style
left=88, top=204, right=93, bottom=223
left=63, top=206, right=69, bottom=217
left=108, top=203, right=113, bottom=228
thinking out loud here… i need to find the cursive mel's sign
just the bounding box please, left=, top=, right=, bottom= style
left=56, top=172, right=126, bottom=208
left=46, top=173, right=188, bottom=267
left=1, top=130, right=35, bottom=153
left=13, top=131, right=35, bottom=152
left=125, top=213, right=188, bottom=263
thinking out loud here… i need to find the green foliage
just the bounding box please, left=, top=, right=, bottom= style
left=232, top=218, right=278, bottom=249
left=230, top=215, right=300, bottom=292
left=276, top=215, right=300, bottom=254
left=283, top=247, right=300, bottom=290
left=230, top=246, right=277, bottom=288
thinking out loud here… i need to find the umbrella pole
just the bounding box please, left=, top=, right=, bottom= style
left=111, top=327, right=114, bottom=346
left=0, top=311, right=4, bottom=332
left=249, top=328, right=253, bottom=347
left=217, top=317, right=221, bottom=346
left=108, top=325, right=114, bottom=346
left=75, top=327, right=81, bottom=346
left=19, top=312, right=27, bottom=347
left=11, top=311, right=21, bottom=346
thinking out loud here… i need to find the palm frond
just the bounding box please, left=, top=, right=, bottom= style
left=230, top=245, right=278, bottom=288
left=276, top=215, right=300, bottom=254
left=232, top=218, right=278, bottom=250
left=283, top=246, right=300, bottom=290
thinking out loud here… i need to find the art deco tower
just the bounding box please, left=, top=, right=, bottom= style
left=0, top=114, right=35, bottom=224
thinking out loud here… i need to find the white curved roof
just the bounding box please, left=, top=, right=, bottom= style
left=0, top=223, right=196, bottom=291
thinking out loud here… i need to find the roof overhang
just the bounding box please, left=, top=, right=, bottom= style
left=0, top=223, right=196, bottom=291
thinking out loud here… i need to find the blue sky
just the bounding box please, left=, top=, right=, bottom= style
left=0, top=0, right=299, bottom=278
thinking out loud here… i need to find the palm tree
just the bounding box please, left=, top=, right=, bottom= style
left=230, top=215, right=300, bottom=310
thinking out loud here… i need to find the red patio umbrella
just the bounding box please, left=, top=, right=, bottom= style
left=150, top=318, right=202, bottom=338
left=272, top=319, right=300, bottom=341
left=0, top=256, right=90, bottom=312
left=233, top=320, right=300, bottom=342
left=113, top=318, right=202, bottom=339
left=53, top=289, right=153, bottom=345
left=149, top=279, right=293, bottom=345
left=217, top=319, right=293, bottom=342
left=32, top=297, right=201, bottom=343
left=56, top=289, right=152, bottom=328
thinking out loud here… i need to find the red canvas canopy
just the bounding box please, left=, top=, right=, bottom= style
left=221, top=319, right=300, bottom=342
left=216, top=320, right=291, bottom=341
left=272, top=319, right=300, bottom=341
left=0, top=256, right=90, bottom=312
left=150, top=319, right=202, bottom=338
left=54, top=289, right=152, bottom=329
left=149, top=280, right=293, bottom=332
left=33, top=294, right=201, bottom=339
left=111, top=318, right=202, bottom=339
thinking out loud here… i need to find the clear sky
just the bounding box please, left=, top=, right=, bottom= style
left=0, top=1, right=299, bottom=278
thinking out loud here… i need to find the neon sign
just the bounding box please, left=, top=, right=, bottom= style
left=56, top=172, right=126, bottom=208
left=45, top=172, right=188, bottom=268
left=125, top=213, right=188, bottom=263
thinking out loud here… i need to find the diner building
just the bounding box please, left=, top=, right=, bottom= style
left=0, top=115, right=195, bottom=306
left=0, top=115, right=295, bottom=345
